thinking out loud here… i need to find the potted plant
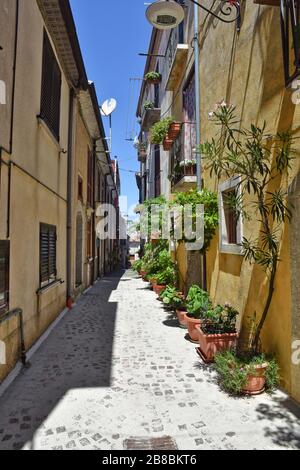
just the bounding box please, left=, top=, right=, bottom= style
left=195, top=304, right=239, bottom=363
left=150, top=117, right=174, bottom=146
left=215, top=350, right=280, bottom=396
left=145, top=71, right=162, bottom=85
left=179, top=159, right=197, bottom=176
left=185, top=286, right=212, bottom=342
left=138, top=142, right=147, bottom=159
left=154, top=266, right=176, bottom=296
left=168, top=121, right=181, bottom=140
left=132, top=259, right=143, bottom=275
left=161, top=285, right=184, bottom=311
left=143, top=101, right=155, bottom=111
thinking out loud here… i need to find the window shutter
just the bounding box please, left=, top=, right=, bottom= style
left=40, top=224, right=57, bottom=285
left=40, top=31, right=61, bottom=140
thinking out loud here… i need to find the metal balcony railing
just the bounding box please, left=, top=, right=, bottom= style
left=170, top=122, right=197, bottom=187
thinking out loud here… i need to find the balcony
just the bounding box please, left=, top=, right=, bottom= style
left=141, top=107, right=161, bottom=132
left=170, top=122, right=197, bottom=192
left=164, top=27, right=189, bottom=92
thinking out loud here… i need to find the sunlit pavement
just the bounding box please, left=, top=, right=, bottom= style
left=0, top=270, right=299, bottom=450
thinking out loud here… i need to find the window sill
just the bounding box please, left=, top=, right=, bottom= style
left=37, top=116, right=61, bottom=151
left=36, top=279, right=64, bottom=296
left=220, top=243, right=244, bottom=255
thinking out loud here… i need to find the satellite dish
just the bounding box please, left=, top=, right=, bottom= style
left=146, top=1, right=184, bottom=30
left=100, top=98, right=117, bottom=117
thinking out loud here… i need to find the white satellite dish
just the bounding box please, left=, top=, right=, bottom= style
left=100, top=98, right=117, bottom=117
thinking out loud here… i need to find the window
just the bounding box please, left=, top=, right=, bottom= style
left=87, top=220, right=92, bottom=259
left=40, top=224, right=57, bottom=286
left=0, top=241, right=9, bottom=314
left=87, top=148, right=94, bottom=207
left=154, top=145, right=161, bottom=197
left=219, top=177, right=243, bottom=254
left=78, top=175, right=83, bottom=201
left=40, top=31, right=61, bottom=140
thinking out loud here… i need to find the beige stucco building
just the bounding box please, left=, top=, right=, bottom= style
left=0, top=0, right=119, bottom=383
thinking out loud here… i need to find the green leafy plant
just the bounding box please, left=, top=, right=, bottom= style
left=143, top=101, right=155, bottom=111
left=132, top=259, right=143, bottom=272
left=156, top=266, right=176, bottom=286
left=215, top=350, right=280, bottom=395
left=145, top=71, right=162, bottom=82
left=140, top=196, right=167, bottom=240
left=161, top=285, right=185, bottom=309
left=200, top=103, right=295, bottom=352
left=186, top=285, right=212, bottom=319
left=201, top=304, right=239, bottom=335
left=150, top=117, right=174, bottom=145
left=171, top=189, right=219, bottom=252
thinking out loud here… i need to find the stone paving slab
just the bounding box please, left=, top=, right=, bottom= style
left=0, top=270, right=299, bottom=450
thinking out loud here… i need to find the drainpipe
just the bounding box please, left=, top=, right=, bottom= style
left=193, top=4, right=207, bottom=291
left=194, top=3, right=201, bottom=191
left=66, top=88, right=75, bottom=307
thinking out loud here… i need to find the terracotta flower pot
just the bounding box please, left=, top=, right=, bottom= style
left=241, top=363, right=268, bottom=396
left=146, top=78, right=161, bottom=85
left=176, top=308, right=188, bottom=329
left=186, top=316, right=201, bottom=342
left=168, top=122, right=181, bottom=139
left=154, top=284, right=166, bottom=296
left=163, top=138, right=173, bottom=151
left=140, top=270, right=147, bottom=278
left=195, top=325, right=238, bottom=363
left=150, top=278, right=157, bottom=287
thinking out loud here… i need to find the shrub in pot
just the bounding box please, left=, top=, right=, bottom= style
left=215, top=350, right=279, bottom=396
left=132, top=259, right=143, bottom=274
left=154, top=267, right=176, bottom=296
left=161, top=285, right=184, bottom=311
left=195, top=304, right=239, bottom=363
left=150, top=117, right=174, bottom=145
left=145, top=71, right=162, bottom=85
left=186, top=286, right=212, bottom=342
left=143, top=101, right=155, bottom=111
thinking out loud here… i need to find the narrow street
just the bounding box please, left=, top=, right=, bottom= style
left=0, top=271, right=299, bottom=451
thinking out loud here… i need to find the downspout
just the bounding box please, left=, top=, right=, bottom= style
left=66, top=88, right=75, bottom=307
left=193, top=4, right=207, bottom=291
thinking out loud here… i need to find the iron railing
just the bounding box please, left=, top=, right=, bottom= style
left=170, top=122, right=197, bottom=187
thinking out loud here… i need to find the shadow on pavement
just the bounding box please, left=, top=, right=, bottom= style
left=255, top=397, right=300, bottom=449
left=0, top=271, right=124, bottom=450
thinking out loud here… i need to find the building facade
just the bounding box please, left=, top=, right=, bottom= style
left=137, top=0, right=300, bottom=403
left=0, top=0, right=119, bottom=384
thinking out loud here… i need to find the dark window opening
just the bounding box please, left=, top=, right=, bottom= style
left=40, top=224, right=57, bottom=286
left=87, top=148, right=94, bottom=207
left=0, top=241, right=9, bottom=315
left=78, top=175, right=83, bottom=201
left=40, top=31, right=61, bottom=140
left=223, top=189, right=238, bottom=245
left=155, top=145, right=161, bottom=197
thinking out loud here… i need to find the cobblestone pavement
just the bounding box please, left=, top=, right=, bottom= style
left=0, top=270, right=299, bottom=450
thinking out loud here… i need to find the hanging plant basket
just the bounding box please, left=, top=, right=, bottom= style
left=163, top=137, right=173, bottom=151
left=168, top=122, right=181, bottom=140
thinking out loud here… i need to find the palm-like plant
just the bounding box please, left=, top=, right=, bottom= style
left=200, top=103, right=296, bottom=352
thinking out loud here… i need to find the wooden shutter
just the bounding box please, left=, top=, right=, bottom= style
left=40, top=224, right=57, bottom=285
left=0, top=241, right=9, bottom=314
left=40, top=31, right=61, bottom=140
left=87, top=148, right=94, bottom=207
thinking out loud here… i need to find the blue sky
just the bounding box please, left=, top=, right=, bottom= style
left=70, top=0, right=152, bottom=216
